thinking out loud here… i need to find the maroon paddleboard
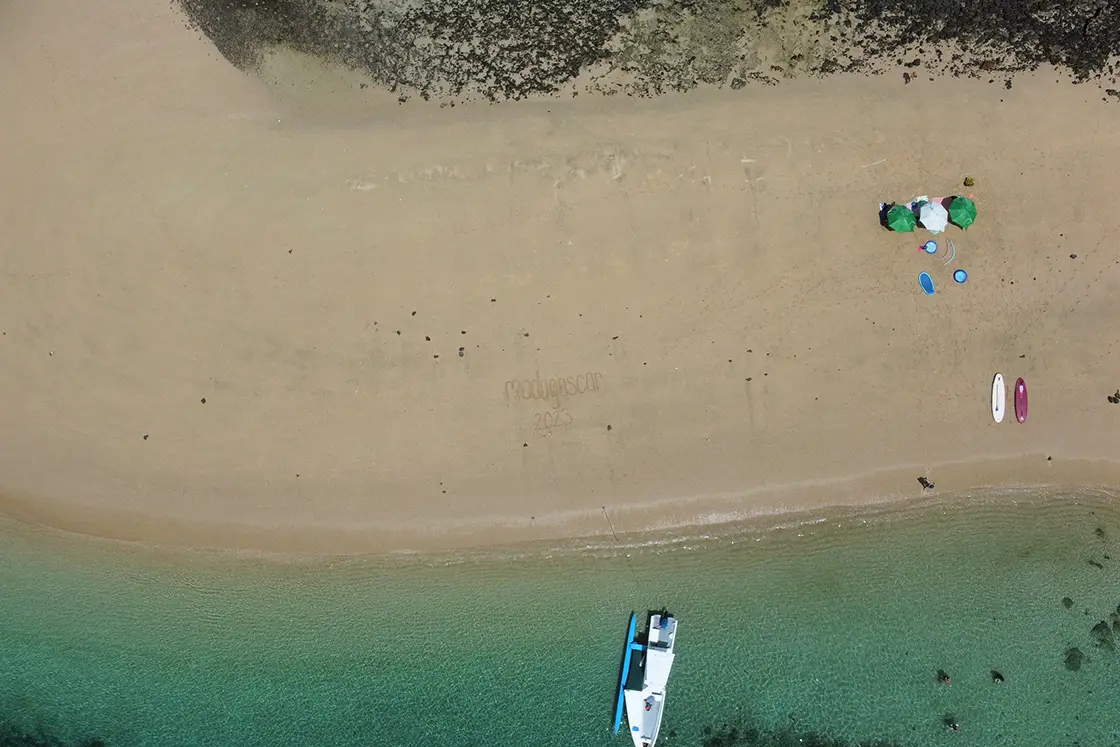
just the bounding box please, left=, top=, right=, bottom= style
left=1014, top=378, right=1028, bottom=423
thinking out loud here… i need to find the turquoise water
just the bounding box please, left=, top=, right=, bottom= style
left=3, top=489, right=1120, bottom=747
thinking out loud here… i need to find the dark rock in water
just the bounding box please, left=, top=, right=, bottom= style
left=1062, top=596, right=1074, bottom=608
left=1091, top=620, right=1115, bottom=649
left=0, top=721, right=106, bottom=747
left=1096, top=526, right=1107, bottom=539
left=802, top=732, right=829, bottom=747
left=1065, top=646, right=1084, bottom=671
left=697, top=720, right=901, bottom=747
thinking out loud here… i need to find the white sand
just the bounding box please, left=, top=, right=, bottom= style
left=2, top=0, right=1118, bottom=552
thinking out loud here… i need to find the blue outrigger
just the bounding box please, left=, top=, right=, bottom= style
left=612, top=612, right=642, bottom=734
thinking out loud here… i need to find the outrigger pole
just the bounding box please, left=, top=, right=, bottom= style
left=613, top=612, right=646, bottom=734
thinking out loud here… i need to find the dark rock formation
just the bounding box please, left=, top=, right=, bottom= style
left=174, top=0, right=649, bottom=101
left=1065, top=646, right=1084, bottom=671
left=1091, top=620, right=1115, bottom=649
left=172, top=0, right=1120, bottom=103
left=0, top=720, right=104, bottom=747
left=1062, top=596, right=1074, bottom=609
left=698, top=720, right=905, bottom=747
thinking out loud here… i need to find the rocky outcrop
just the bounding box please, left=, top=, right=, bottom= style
left=172, top=0, right=1120, bottom=103
left=1065, top=646, right=1084, bottom=671
left=1091, top=621, right=1115, bottom=650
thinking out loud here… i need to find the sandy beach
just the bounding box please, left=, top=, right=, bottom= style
left=2, top=0, right=1119, bottom=553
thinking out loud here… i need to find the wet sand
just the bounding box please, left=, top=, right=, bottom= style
left=1, top=0, right=1119, bottom=552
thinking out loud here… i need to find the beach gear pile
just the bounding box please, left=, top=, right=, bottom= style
left=881, top=195, right=976, bottom=233
left=883, top=192, right=978, bottom=296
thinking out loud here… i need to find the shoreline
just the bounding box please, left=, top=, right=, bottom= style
left=3, top=454, right=1119, bottom=556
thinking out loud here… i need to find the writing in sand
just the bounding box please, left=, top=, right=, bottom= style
left=505, top=372, right=603, bottom=408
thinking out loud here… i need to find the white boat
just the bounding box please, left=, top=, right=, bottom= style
left=620, top=611, right=678, bottom=747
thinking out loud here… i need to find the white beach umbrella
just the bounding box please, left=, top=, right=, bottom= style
left=918, top=201, right=949, bottom=234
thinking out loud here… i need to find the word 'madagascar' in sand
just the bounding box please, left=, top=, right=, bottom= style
left=506, top=372, right=603, bottom=408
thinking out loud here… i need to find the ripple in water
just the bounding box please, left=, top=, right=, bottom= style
left=2, top=487, right=1120, bottom=746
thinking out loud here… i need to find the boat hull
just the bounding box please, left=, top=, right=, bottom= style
left=622, top=612, right=677, bottom=747
left=624, top=689, right=665, bottom=747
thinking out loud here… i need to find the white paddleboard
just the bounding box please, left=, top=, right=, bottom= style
left=992, top=373, right=1006, bottom=423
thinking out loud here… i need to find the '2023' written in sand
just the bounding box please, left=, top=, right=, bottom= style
left=505, top=372, right=603, bottom=429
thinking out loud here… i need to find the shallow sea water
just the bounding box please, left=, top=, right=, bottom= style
left=2, top=488, right=1120, bottom=747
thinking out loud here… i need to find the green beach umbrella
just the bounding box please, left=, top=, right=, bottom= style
left=949, top=196, right=977, bottom=229
left=886, top=204, right=916, bottom=232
